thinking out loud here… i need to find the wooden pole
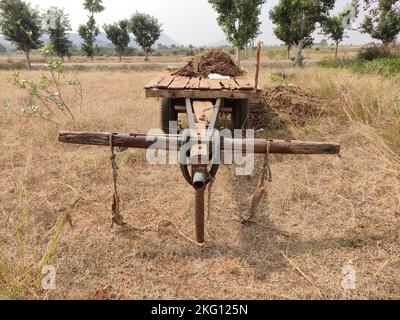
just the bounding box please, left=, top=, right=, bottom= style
left=254, top=41, right=262, bottom=91
left=58, top=132, right=341, bottom=155
left=195, top=187, right=205, bottom=244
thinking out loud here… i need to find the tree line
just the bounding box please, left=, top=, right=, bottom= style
left=0, top=0, right=399, bottom=69
left=0, top=0, right=162, bottom=69
left=210, top=0, right=399, bottom=66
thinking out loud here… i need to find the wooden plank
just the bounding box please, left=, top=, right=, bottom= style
left=234, top=77, right=253, bottom=90
left=220, top=79, right=231, bottom=90
left=228, top=79, right=240, bottom=90
left=168, top=76, right=190, bottom=89
left=144, top=70, right=172, bottom=89
left=187, top=77, right=201, bottom=89
left=144, top=75, right=164, bottom=89
left=157, top=75, right=175, bottom=88
left=175, top=105, right=232, bottom=113
left=199, top=78, right=222, bottom=90
left=199, top=77, right=210, bottom=90
left=209, top=79, right=222, bottom=90
left=145, top=88, right=259, bottom=99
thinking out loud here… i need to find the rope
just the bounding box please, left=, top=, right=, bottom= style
left=242, top=141, right=273, bottom=223
left=109, top=134, right=129, bottom=229
left=108, top=134, right=204, bottom=245
left=263, top=141, right=273, bottom=184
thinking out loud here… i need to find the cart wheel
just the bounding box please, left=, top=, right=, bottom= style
left=160, top=98, right=178, bottom=133
left=232, top=99, right=249, bottom=130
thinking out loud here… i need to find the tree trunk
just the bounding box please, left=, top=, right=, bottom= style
left=119, top=51, right=122, bottom=62
left=295, top=39, right=305, bottom=67
left=236, top=46, right=241, bottom=65
left=61, top=56, right=65, bottom=63
left=25, top=50, right=31, bottom=71
left=287, top=45, right=291, bottom=60
left=335, top=42, right=339, bottom=59
left=144, top=47, right=148, bottom=62
left=90, top=55, right=94, bottom=62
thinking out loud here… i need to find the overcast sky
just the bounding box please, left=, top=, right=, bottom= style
left=28, top=0, right=375, bottom=46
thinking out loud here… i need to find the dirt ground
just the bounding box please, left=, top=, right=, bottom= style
left=0, top=66, right=399, bottom=300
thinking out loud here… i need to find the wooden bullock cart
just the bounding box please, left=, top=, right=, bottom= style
left=58, top=44, right=340, bottom=243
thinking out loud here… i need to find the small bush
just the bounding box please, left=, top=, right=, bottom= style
left=357, top=45, right=393, bottom=61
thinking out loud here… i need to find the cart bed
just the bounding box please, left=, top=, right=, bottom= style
left=145, top=70, right=260, bottom=99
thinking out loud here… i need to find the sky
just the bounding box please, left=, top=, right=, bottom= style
left=28, top=0, right=375, bottom=46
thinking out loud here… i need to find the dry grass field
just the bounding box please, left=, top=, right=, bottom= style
left=0, top=63, right=399, bottom=299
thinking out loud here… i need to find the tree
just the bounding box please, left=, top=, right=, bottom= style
left=269, top=0, right=297, bottom=59
left=103, top=20, right=130, bottom=61
left=208, top=0, right=265, bottom=65
left=42, top=7, right=73, bottom=61
left=270, top=0, right=335, bottom=66
left=0, top=0, right=42, bottom=70
left=321, top=16, right=345, bottom=59
left=78, top=0, right=105, bottom=61
left=321, top=2, right=359, bottom=58
left=361, top=0, right=400, bottom=45
left=129, top=12, right=162, bottom=61
left=269, top=0, right=319, bottom=62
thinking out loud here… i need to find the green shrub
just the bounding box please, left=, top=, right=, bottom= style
left=352, top=58, right=400, bottom=78
left=357, top=45, right=393, bottom=61
left=318, top=57, right=400, bottom=79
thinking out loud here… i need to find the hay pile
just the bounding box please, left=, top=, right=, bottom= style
left=176, top=49, right=243, bottom=77
left=248, top=85, right=331, bottom=130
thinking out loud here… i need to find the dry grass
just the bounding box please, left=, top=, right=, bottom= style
left=0, top=65, right=399, bottom=300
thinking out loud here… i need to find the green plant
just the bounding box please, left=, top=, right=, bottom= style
left=6, top=44, right=82, bottom=124
left=318, top=56, right=400, bottom=80
left=268, top=73, right=279, bottom=82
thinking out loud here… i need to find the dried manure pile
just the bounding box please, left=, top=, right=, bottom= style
left=247, top=85, right=336, bottom=131
left=174, top=49, right=243, bottom=77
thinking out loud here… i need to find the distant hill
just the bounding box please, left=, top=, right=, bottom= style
left=0, top=32, right=181, bottom=50
left=0, top=35, right=15, bottom=50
